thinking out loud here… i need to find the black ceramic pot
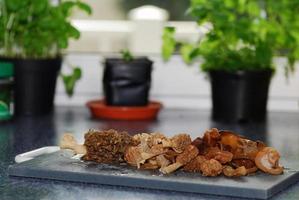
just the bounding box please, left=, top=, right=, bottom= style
left=209, top=70, right=273, bottom=122
left=103, top=57, right=153, bottom=106
left=11, top=58, right=62, bottom=116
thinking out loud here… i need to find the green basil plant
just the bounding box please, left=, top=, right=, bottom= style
left=0, top=0, right=92, bottom=96
left=162, top=0, right=299, bottom=75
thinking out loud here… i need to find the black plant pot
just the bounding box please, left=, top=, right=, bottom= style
left=12, top=58, right=62, bottom=116
left=103, top=57, right=153, bottom=106
left=209, top=70, right=273, bottom=122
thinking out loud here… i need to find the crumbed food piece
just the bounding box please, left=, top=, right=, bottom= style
left=200, top=159, right=223, bottom=176
left=183, top=156, right=207, bottom=172
left=82, top=129, right=137, bottom=164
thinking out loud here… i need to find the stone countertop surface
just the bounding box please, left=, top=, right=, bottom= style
left=0, top=106, right=298, bottom=200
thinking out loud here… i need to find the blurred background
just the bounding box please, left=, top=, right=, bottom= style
left=54, top=0, right=299, bottom=112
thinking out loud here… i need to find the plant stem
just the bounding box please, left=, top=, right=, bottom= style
left=4, top=13, right=15, bottom=57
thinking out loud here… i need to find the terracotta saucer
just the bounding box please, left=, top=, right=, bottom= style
left=86, top=100, right=163, bottom=121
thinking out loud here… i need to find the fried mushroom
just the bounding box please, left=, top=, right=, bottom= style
left=160, top=145, right=199, bottom=174
left=255, top=147, right=283, bottom=175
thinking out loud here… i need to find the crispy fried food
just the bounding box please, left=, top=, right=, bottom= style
left=200, top=159, right=223, bottom=176
left=82, top=129, right=136, bottom=164
left=140, top=158, right=159, bottom=170
left=160, top=145, right=199, bottom=174
left=219, top=130, right=241, bottom=150
left=255, top=147, right=283, bottom=175
left=124, top=146, right=143, bottom=167
left=183, top=156, right=207, bottom=172
left=124, top=145, right=167, bottom=168
left=60, top=133, right=87, bottom=154
left=223, top=165, right=247, bottom=177
left=191, top=137, right=205, bottom=154
left=219, top=131, right=266, bottom=161
left=156, top=155, right=171, bottom=168
left=163, top=149, right=179, bottom=163
left=203, top=128, right=220, bottom=147
left=204, top=147, right=233, bottom=164
left=231, top=159, right=258, bottom=174
left=162, top=134, right=192, bottom=153
left=125, top=133, right=168, bottom=168
left=63, top=128, right=283, bottom=177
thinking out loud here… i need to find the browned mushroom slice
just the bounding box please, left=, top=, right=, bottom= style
left=124, top=146, right=143, bottom=167
left=140, top=158, right=159, bottom=170
left=220, top=130, right=264, bottom=161
left=203, top=128, right=221, bottom=147
left=191, top=137, right=205, bottom=154
left=60, top=133, right=87, bottom=154
left=162, top=134, right=192, bottom=153
left=204, top=147, right=233, bottom=164
left=255, top=147, right=283, bottom=175
left=223, top=165, right=247, bottom=177
left=160, top=145, right=199, bottom=174
left=219, top=130, right=243, bottom=151
left=163, top=149, right=179, bottom=163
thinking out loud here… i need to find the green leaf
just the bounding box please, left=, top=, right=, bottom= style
left=61, top=67, right=82, bottom=97
left=121, top=49, right=134, bottom=61
left=73, top=67, right=82, bottom=79
left=58, top=37, right=68, bottom=49
left=5, top=0, right=23, bottom=11
left=68, top=25, right=80, bottom=39
left=76, top=2, right=92, bottom=15
left=162, top=27, right=176, bottom=61
left=32, top=0, right=48, bottom=15
left=180, top=44, right=199, bottom=64
left=61, top=1, right=76, bottom=16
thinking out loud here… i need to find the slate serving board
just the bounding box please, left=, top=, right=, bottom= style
left=8, top=150, right=299, bottom=199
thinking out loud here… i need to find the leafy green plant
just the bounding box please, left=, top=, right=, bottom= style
left=121, top=49, right=134, bottom=62
left=0, top=0, right=92, bottom=97
left=61, top=65, right=82, bottom=97
left=162, top=0, right=299, bottom=74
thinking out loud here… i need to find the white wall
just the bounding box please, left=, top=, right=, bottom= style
left=55, top=54, right=299, bottom=112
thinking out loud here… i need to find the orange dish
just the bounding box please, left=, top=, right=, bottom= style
left=86, top=100, right=163, bottom=121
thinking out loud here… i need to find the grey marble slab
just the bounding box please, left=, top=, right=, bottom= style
left=8, top=150, right=299, bottom=199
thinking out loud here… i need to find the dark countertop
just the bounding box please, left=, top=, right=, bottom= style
left=0, top=106, right=298, bottom=200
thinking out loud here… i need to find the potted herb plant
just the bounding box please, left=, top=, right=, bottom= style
left=103, top=49, right=153, bottom=106
left=0, top=0, right=91, bottom=116
left=162, top=0, right=299, bottom=122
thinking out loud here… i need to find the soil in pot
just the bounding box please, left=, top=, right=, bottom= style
left=12, top=58, right=62, bottom=116
left=103, top=57, right=153, bottom=106
left=209, top=70, right=273, bottom=123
